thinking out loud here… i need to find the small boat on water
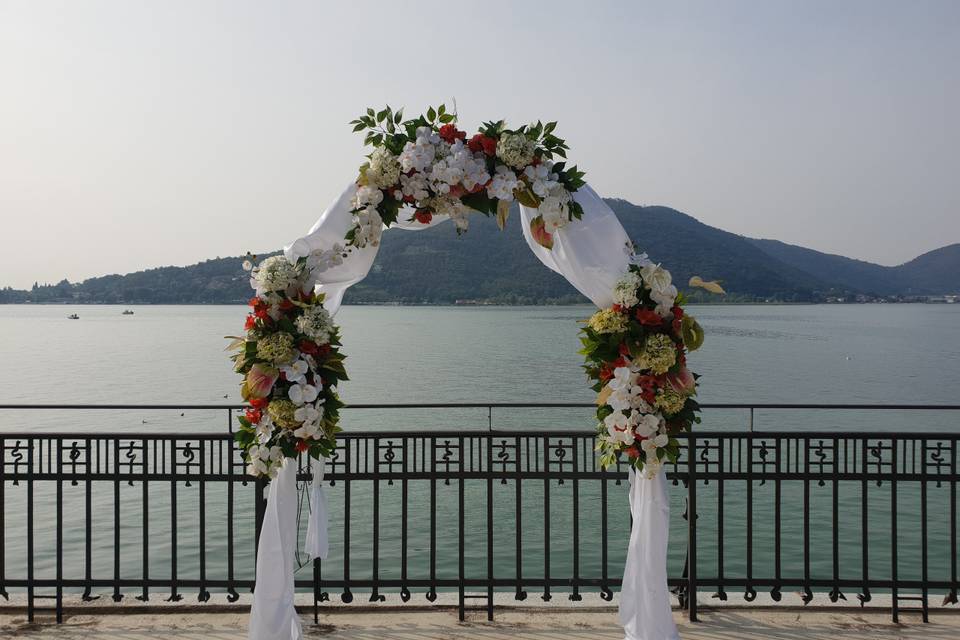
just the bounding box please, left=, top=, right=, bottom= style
left=122, top=310, right=135, bottom=315
left=67, top=314, right=79, bottom=320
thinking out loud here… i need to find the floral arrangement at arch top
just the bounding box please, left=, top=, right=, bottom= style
left=346, top=104, right=586, bottom=251
left=581, top=249, right=708, bottom=477
left=227, top=251, right=349, bottom=478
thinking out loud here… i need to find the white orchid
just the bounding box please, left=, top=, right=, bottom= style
left=294, top=420, right=321, bottom=440
left=280, top=359, right=309, bottom=385
left=293, top=403, right=320, bottom=426
left=288, top=383, right=319, bottom=406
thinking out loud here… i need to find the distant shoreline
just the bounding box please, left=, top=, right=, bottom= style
left=1, top=300, right=954, bottom=307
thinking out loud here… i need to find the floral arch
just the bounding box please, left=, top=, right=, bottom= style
left=231, top=105, right=712, bottom=640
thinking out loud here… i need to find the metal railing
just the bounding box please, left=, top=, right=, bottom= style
left=1, top=403, right=959, bottom=624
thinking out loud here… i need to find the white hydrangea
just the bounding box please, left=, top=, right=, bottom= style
left=487, top=165, right=519, bottom=201
left=539, top=186, right=571, bottom=232
left=523, top=161, right=559, bottom=198
left=365, top=148, right=401, bottom=188
left=496, top=132, right=536, bottom=169
left=613, top=271, right=643, bottom=308
left=295, top=304, right=335, bottom=344
left=252, top=256, right=298, bottom=293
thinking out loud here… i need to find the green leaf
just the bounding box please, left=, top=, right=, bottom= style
left=426, top=106, right=436, bottom=122
left=681, top=315, right=705, bottom=352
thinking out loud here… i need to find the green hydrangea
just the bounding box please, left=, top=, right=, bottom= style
left=496, top=133, right=535, bottom=169
left=267, top=399, right=299, bottom=429
left=256, top=332, right=296, bottom=366
left=588, top=309, right=628, bottom=334
left=654, top=387, right=687, bottom=416
left=639, top=333, right=677, bottom=374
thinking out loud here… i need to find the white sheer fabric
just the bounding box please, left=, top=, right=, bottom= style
left=619, top=468, right=679, bottom=640
left=247, top=462, right=301, bottom=640
left=250, top=182, right=676, bottom=640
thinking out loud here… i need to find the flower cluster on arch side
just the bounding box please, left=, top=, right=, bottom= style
left=581, top=248, right=706, bottom=477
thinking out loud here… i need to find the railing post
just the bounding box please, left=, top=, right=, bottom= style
left=687, top=433, right=697, bottom=622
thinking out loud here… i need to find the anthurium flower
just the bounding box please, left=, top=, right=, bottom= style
left=530, top=215, right=554, bottom=249
left=245, top=364, right=279, bottom=399
left=666, top=365, right=696, bottom=395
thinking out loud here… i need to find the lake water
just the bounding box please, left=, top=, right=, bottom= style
left=1, top=304, right=959, bottom=599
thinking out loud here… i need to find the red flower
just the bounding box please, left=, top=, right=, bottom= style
left=438, top=124, right=466, bottom=143
left=611, top=356, right=627, bottom=369
left=619, top=342, right=631, bottom=357
left=254, top=307, right=270, bottom=320
left=636, top=308, right=663, bottom=326
left=612, top=303, right=624, bottom=313
left=414, top=210, right=433, bottom=224
left=248, top=297, right=263, bottom=308
left=448, top=184, right=466, bottom=198
left=624, top=445, right=640, bottom=459
left=245, top=408, right=262, bottom=423
left=296, top=440, right=310, bottom=453
left=244, top=315, right=256, bottom=330
left=249, top=397, right=269, bottom=409
left=278, top=298, right=294, bottom=311
left=468, top=134, right=497, bottom=156
left=403, top=194, right=416, bottom=204
left=599, top=365, right=614, bottom=382
left=298, top=339, right=319, bottom=355
left=317, top=344, right=331, bottom=357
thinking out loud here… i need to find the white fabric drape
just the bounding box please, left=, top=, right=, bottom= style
left=247, top=462, right=301, bottom=640
left=304, top=457, right=329, bottom=560
left=250, top=181, right=676, bottom=640
left=619, top=468, right=679, bottom=640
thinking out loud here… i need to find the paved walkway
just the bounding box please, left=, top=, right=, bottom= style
left=2, top=608, right=959, bottom=640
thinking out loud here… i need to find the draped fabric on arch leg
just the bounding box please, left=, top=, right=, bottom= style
left=521, top=187, right=678, bottom=640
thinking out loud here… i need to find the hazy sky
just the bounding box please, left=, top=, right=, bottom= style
left=1, top=1, right=958, bottom=289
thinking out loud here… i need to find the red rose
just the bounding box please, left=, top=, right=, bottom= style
left=249, top=397, right=269, bottom=409
left=414, top=210, right=433, bottom=224
left=611, top=356, right=627, bottom=369
left=244, top=315, right=256, bottom=330
left=636, top=308, right=663, bottom=326
left=438, top=124, right=465, bottom=143
left=599, top=365, right=614, bottom=382
left=624, top=445, right=641, bottom=459
left=468, top=134, right=497, bottom=156
left=245, top=408, right=262, bottom=423
left=317, top=344, right=331, bottom=357
left=612, top=303, right=624, bottom=313
left=403, top=194, right=416, bottom=204
left=296, top=440, right=310, bottom=453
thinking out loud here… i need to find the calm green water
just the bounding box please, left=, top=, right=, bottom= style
left=1, top=304, right=959, bottom=597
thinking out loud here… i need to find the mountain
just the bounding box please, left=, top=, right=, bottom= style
left=2, top=198, right=956, bottom=304
left=747, top=239, right=960, bottom=296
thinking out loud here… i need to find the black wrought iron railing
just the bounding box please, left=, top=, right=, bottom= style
left=1, top=403, right=959, bottom=624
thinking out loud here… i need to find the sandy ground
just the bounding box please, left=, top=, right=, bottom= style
left=1, top=607, right=959, bottom=640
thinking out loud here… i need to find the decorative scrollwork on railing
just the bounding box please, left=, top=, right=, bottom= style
left=435, top=439, right=459, bottom=485
left=66, top=441, right=84, bottom=486
left=494, top=439, right=515, bottom=484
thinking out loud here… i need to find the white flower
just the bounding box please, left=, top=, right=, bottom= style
left=293, top=403, right=320, bottom=425
left=539, top=186, right=571, bottom=232
left=640, top=264, right=673, bottom=294
left=398, top=127, right=439, bottom=172
left=294, top=421, right=321, bottom=440
left=352, top=185, right=383, bottom=209
left=487, top=165, right=519, bottom=201
left=650, top=284, right=678, bottom=316
left=613, top=272, right=642, bottom=308
left=252, top=256, right=298, bottom=294
left=630, top=252, right=653, bottom=268
left=635, top=413, right=661, bottom=438
left=295, top=305, right=334, bottom=344
left=280, top=359, right=309, bottom=385
left=608, top=365, right=635, bottom=393
left=242, top=259, right=253, bottom=271
left=365, top=148, right=401, bottom=188
left=653, top=433, right=670, bottom=448
left=604, top=410, right=629, bottom=434
left=400, top=172, right=430, bottom=203
left=351, top=206, right=383, bottom=248
left=247, top=444, right=284, bottom=477
left=307, top=244, right=346, bottom=275
left=288, top=383, right=319, bottom=406
left=523, top=161, right=559, bottom=198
